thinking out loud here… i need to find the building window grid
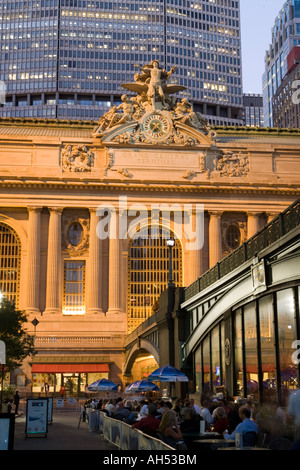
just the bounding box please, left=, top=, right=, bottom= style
left=0, top=223, right=21, bottom=307
left=63, top=260, right=86, bottom=315
left=127, top=226, right=183, bottom=334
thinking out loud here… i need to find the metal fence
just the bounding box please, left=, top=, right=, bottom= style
left=96, top=411, right=175, bottom=451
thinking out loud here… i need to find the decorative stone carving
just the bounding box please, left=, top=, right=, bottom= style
left=215, top=151, right=249, bottom=177
left=62, top=216, right=90, bottom=255
left=117, top=168, right=133, bottom=178
left=61, top=144, right=94, bottom=172
left=92, top=59, right=213, bottom=147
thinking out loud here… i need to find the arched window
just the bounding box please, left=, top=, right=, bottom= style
left=0, top=223, right=21, bottom=306
left=127, top=226, right=183, bottom=334
left=225, top=225, right=241, bottom=251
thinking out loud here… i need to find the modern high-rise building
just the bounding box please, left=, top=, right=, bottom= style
left=262, top=0, right=300, bottom=127
left=272, top=46, right=300, bottom=128
left=243, top=93, right=264, bottom=127
left=0, top=0, right=244, bottom=126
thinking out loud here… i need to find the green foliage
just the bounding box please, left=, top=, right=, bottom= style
left=0, top=298, right=36, bottom=379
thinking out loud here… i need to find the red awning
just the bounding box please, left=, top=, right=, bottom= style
left=31, top=364, right=110, bottom=373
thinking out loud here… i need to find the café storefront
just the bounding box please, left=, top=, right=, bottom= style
left=30, top=363, right=110, bottom=395
left=181, top=200, right=300, bottom=405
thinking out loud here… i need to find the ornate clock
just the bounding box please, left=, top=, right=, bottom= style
left=141, top=112, right=173, bottom=142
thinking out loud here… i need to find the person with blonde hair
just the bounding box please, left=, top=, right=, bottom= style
left=210, top=407, right=229, bottom=435
left=158, top=410, right=184, bottom=447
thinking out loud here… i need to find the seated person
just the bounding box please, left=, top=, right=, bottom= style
left=224, top=406, right=258, bottom=445
left=180, top=407, right=202, bottom=433
left=132, top=404, right=160, bottom=436
left=111, top=401, right=131, bottom=421
left=210, top=407, right=229, bottom=435
left=158, top=409, right=184, bottom=447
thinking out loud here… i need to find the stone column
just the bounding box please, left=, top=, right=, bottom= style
left=107, top=210, right=123, bottom=314
left=247, top=212, right=260, bottom=238
left=86, top=208, right=103, bottom=314
left=209, top=211, right=223, bottom=268
left=45, top=207, right=62, bottom=314
left=267, top=212, right=279, bottom=224
left=26, top=207, right=42, bottom=313
left=184, top=210, right=203, bottom=285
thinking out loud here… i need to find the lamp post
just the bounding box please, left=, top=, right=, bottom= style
left=167, top=237, right=175, bottom=287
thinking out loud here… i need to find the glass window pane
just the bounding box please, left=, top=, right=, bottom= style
left=259, top=295, right=276, bottom=403
left=203, top=335, right=210, bottom=395
left=195, top=345, right=202, bottom=393
left=244, top=302, right=258, bottom=400
left=211, top=326, right=220, bottom=388
left=277, top=289, right=298, bottom=398
left=234, top=308, right=243, bottom=396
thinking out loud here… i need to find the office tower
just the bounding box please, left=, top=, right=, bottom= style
left=272, top=46, right=300, bottom=127
left=0, top=0, right=243, bottom=125
left=262, top=0, right=300, bottom=127
left=243, top=93, right=264, bottom=127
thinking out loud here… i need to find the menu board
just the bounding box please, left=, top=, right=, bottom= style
left=25, top=398, right=48, bottom=437
left=0, top=414, right=15, bottom=450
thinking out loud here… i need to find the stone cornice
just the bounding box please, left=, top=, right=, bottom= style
left=0, top=178, right=299, bottom=196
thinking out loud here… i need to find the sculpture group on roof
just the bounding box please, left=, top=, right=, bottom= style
left=95, top=60, right=210, bottom=136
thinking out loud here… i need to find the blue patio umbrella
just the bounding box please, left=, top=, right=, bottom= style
left=87, top=378, right=118, bottom=392
left=148, top=365, right=189, bottom=383
left=125, top=379, right=159, bottom=393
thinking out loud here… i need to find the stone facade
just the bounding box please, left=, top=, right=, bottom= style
left=1, top=66, right=300, bottom=392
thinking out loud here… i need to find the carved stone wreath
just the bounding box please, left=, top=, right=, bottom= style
left=62, top=217, right=90, bottom=255
left=61, top=144, right=95, bottom=172
left=216, top=151, right=249, bottom=177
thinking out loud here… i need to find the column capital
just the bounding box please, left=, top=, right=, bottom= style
left=209, top=210, right=223, bottom=218
left=247, top=211, right=260, bottom=217
left=27, top=206, right=42, bottom=213
left=48, top=207, right=63, bottom=214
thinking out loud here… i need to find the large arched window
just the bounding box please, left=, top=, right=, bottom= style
left=0, top=223, right=21, bottom=306
left=127, top=226, right=183, bottom=334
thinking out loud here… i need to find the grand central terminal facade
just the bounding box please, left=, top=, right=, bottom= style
left=0, top=62, right=300, bottom=395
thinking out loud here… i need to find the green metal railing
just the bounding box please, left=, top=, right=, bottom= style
left=185, top=198, right=300, bottom=301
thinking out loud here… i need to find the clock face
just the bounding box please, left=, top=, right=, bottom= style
left=142, top=112, right=172, bottom=142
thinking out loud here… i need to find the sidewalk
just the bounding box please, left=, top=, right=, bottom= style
left=13, top=409, right=116, bottom=451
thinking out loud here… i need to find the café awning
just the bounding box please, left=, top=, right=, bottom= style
left=31, top=364, right=110, bottom=373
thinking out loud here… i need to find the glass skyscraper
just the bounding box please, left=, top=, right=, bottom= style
left=0, top=0, right=243, bottom=125
left=263, top=0, right=300, bottom=127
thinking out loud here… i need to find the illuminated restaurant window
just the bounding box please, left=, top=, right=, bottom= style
left=63, top=260, right=85, bottom=315
left=244, top=302, right=258, bottom=400
left=277, top=289, right=298, bottom=391
left=0, top=223, right=21, bottom=306
left=234, top=308, right=243, bottom=397
left=259, top=295, right=276, bottom=402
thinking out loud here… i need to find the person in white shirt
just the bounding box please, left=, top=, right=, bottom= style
left=139, top=400, right=149, bottom=418
left=200, top=400, right=214, bottom=429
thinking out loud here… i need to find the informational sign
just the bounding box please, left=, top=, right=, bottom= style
left=25, top=398, right=48, bottom=437
left=68, top=398, right=75, bottom=406
left=47, top=397, right=53, bottom=424
left=56, top=398, right=64, bottom=408
left=0, top=414, right=15, bottom=450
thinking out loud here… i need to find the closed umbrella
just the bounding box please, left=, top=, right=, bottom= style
left=148, top=365, right=189, bottom=382
left=125, top=379, right=159, bottom=393
left=87, top=378, right=118, bottom=392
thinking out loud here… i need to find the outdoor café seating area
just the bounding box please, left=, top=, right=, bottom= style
left=79, top=365, right=300, bottom=451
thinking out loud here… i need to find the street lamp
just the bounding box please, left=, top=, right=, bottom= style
left=167, top=237, right=175, bottom=287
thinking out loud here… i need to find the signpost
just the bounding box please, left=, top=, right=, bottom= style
left=25, top=398, right=48, bottom=438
